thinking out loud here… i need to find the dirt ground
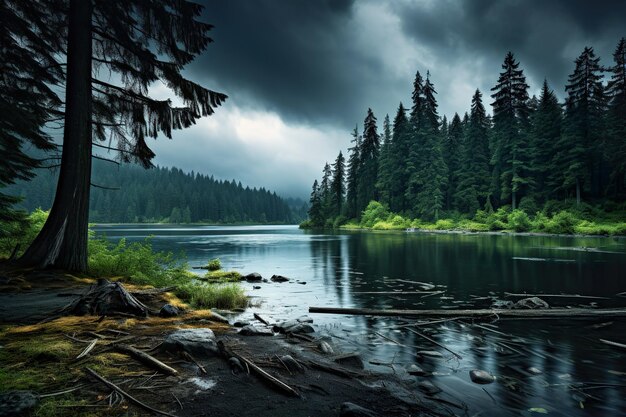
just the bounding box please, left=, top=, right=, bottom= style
left=0, top=269, right=446, bottom=417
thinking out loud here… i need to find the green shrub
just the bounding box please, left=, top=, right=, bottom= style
left=299, top=219, right=313, bottom=229
left=544, top=210, right=579, bottom=234
left=206, top=258, right=221, bottom=271
left=332, top=215, right=348, bottom=229
left=518, top=197, right=538, bottom=214
left=203, top=270, right=242, bottom=282
left=457, top=219, right=489, bottom=231
left=434, top=219, right=455, bottom=230
left=0, top=208, right=48, bottom=258
left=360, top=201, right=390, bottom=228
left=507, top=209, right=531, bottom=232
left=531, top=211, right=550, bottom=231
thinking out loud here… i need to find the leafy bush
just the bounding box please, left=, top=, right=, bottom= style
left=0, top=208, right=48, bottom=258
left=206, top=258, right=221, bottom=271
left=332, top=215, right=348, bottom=229
left=360, top=201, right=390, bottom=228
left=507, top=209, right=531, bottom=232
left=434, top=219, right=455, bottom=230
left=544, top=210, right=579, bottom=234
left=457, top=219, right=489, bottom=231
left=176, top=283, right=247, bottom=309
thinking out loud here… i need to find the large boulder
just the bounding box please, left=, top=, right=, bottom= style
left=162, top=328, right=218, bottom=356
left=243, top=273, right=263, bottom=283
left=270, top=275, right=290, bottom=283
left=512, top=297, right=549, bottom=309
left=0, top=391, right=38, bottom=417
left=239, top=325, right=274, bottom=336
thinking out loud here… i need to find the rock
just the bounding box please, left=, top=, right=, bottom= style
left=417, top=380, right=442, bottom=395
left=0, top=391, right=39, bottom=417
left=297, top=316, right=313, bottom=323
left=262, top=279, right=269, bottom=283
left=280, top=355, right=304, bottom=373
left=228, top=357, right=244, bottom=373
left=333, top=353, right=364, bottom=369
left=286, top=323, right=315, bottom=334
left=512, top=297, right=549, bottom=309
left=243, top=272, right=263, bottom=282
left=469, top=369, right=496, bottom=384
left=158, top=304, right=179, bottom=317
left=407, top=364, right=429, bottom=376
left=528, top=367, right=542, bottom=375
left=232, top=321, right=249, bottom=328
left=253, top=285, right=261, bottom=289
left=239, top=325, right=274, bottom=336
left=162, top=328, right=218, bottom=357
left=491, top=300, right=515, bottom=309
left=208, top=311, right=229, bottom=324
left=417, top=350, right=444, bottom=359
left=318, top=341, right=334, bottom=354
left=270, top=274, right=290, bottom=283
left=340, top=402, right=378, bottom=417
left=273, top=318, right=314, bottom=334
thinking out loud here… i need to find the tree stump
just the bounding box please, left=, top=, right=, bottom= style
left=59, top=279, right=150, bottom=317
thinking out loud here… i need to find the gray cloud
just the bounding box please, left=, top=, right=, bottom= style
left=152, top=0, right=625, bottom=199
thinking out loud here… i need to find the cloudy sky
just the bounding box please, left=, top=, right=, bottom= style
left=149, top=0, right=625, bottom=199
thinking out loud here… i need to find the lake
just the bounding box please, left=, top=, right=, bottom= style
left=93, top=224, right=626, bottom=416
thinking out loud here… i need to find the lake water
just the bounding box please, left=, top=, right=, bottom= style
left=94, top=224, right=626, bottom=416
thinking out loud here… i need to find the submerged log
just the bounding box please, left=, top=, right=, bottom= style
left=504, top=292, right=610, bottom=300
left=58, top=279, right=150, bottom=317
left=309, top=306, right=626, bottom=319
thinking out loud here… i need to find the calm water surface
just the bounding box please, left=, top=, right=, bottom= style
left=94, top=224, right=626, bottom=416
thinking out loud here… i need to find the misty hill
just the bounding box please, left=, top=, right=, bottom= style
left=8, top=161, right=302, bottom=224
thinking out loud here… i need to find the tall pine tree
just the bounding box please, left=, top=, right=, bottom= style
left=330, top=152, right=346, bottom=218
left=443, top=113, right=464, bottom=211
left=607, top=38, right=626, bottom=198
left=345, top=126, right=361, bottom=219
left=356, top=109, right=380, bottom=214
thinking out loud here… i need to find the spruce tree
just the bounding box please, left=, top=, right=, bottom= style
left=606, top=38, right=626, bottom=197
left=331, top=151, right=346, bottom=218
left=357, top=109, right=380, bottom=214
left=320, top=162, right=333, bottom=221
left=376, top=114, right=393, bottom=206
left=490, top=52, right=532, bottom=209
left=20, top=0, right=226, bottom=272
left=404, top=72, right=424, bottom=213
left=307, top=180, right=323, bottom=227
left=443, top=113, right=464, bottom=211
left=388, top=103, right=410, bottom=213
left=531, top=80, right=562, bottom=203
left=345, top=126, right=361, bottom=219
left=557, top=47, right=606, bottom=203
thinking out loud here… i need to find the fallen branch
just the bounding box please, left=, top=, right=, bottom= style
left=351, top=291, right=443, bottom=295
left=405, top=328, right=463, bottom=360
left=181, top=351, right=206, bottom=374
left=115, top=345, right=178, bottom=376
left=309, top=306, right=626, bottom=319
left=76, top=339, right=98, bottom=359
left=600, top=339, right=626, bottom=350
left=253, top=313, right=270, bottom=326
left=85, top=367, right=177, bottom=417
left=217, top=341, right=299, bottom=397
left=504, top=292, right=610, bottom=300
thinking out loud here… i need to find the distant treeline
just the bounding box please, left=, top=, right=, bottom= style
left=8, top=161, right=304, bottom=224
left=307, top=40, right=626, bottom=227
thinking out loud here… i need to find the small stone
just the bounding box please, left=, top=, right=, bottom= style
left=280, top=355, right=304, bottom=373
left=318, top=341, right=334, bottom=354
left=528, top=367, right=542, bottom=375
left=512, top=297, right=549, bottom=309
left=340, top=402, right=378, bottom=417
left=158, top=304, right=179, bottom=317
left=243, top=272, right=263, bottom=282
left=228, top=357, right=244, bottom=373
left=285, top=323, right=315, bottom=334
left=262, top=279, right=269, bottom=283
left=469, top=369, right=496, bottom=384
left=0, top=391, right=39, bottom=417
left=418, top=380, right=442, bottom=395
left=208, top=311, right=229, bottom=323
left=239, top=325, right=274, bottom=336
left=297, top=281, right=307, bottom=285
left=162, top=328, right=218, bottom=357
left=417, top=350, right=444, bottom=359
left=270, top=274, right=290, bottom=282
left=253, top=285, right=261, bottom=289
left=407, top=364, right=429, bottom=376
left=334, top=353, right=364, bottom=369
left=232, top=321, right=249, bottom=328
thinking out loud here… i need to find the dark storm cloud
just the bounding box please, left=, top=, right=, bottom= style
left=192, top=0, right=625, bottom=126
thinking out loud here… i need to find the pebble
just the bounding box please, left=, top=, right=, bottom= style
left=469, top=369, right=496, bottom=384
left=528, top=367, right=542, bottom=375
left=407, top=364, right=429, bottom=376
left=318, top=341, right=334, bottom=354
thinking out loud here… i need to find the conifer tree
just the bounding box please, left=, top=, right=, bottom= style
left=20, top=0, right=226, bottom=272
left=388, top=103, right=410, bottom=213
left=443, top=113, right=464, bottom=210
left=0, top=0, right=63, bottom=227
left=606, top=38, right=626, bottom=197
left=331, top=151, right=346, bottom=217
left=320, top=162, right=332, bottom=220
left=345, top=126, right=361, bottom=219
left=490, top=52, right=532, bottom=209
left=405, top=72, right=424, bottom=213
left=356, top=109, right=380, bottom=214
left=531, top=80, right=562, bottom=202
left=557, top=47, right=606, bottom=203
left=376, top=114, right=393, bottom=206
left=307, top=180, right=323, bottom=227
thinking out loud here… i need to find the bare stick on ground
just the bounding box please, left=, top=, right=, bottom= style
left=115, top=345, right=178, bottom=376
left=85, top=367, right=177, bottom=417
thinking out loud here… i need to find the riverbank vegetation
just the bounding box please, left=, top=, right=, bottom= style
left=330, top=200, right=626, bottom=235
left=0, top=210, right=248, bottom=310
left=304, top=39, right=626, bottom=232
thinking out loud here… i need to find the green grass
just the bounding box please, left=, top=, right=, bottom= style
left=176, top=282, right=248, bottom=309
left=205, top=258, right=222, bottom=271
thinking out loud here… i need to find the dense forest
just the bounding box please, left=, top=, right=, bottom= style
left=307, top=40, right=626, bottom=228
left=7, top=161, right=301, bottom=224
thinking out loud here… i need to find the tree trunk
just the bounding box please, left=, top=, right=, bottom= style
left=19, top=0, right=92, bottom=272
left=576, top=178, right=581, bottom=206
left=511, top=190, right=517, bottom=210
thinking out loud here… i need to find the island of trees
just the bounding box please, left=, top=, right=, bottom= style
left=304, top=40, right=626, bottom=235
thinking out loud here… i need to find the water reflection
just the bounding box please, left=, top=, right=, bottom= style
left=93, top=225, right=626, bottom=415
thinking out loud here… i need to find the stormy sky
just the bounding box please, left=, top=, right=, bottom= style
left=149, top=0, right=626, bottom=199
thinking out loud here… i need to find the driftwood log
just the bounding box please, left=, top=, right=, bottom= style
left=309, top=306, right=626, bottom=319
left=58, top=279, right=150, bottom=317
left=115, top=344, right=178, bottom=376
